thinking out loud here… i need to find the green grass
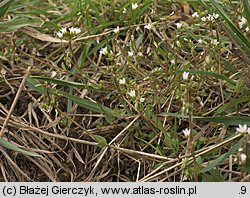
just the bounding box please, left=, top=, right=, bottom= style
left=0, top=0, right=249, bottom=182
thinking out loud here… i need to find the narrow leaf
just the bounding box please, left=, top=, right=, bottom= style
left=200, top=139, right=242, bottom=173
left=0, top=138, right=41, bottom=157
left=0, top=0, right=15, bottom=19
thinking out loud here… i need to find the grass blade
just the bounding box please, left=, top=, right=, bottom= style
left=243, top=0, right=250, bottom=24
left=26, top=78, right=115, bottom=118
left=0, top=0, right=15, bottom=19
left=0, top=138, right=42, bottom=157
left=0, top=17, right=44, bottom=32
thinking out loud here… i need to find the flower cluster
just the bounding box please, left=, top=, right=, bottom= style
left=56, top=27, right=81, bottom=39
left=201, top=13, right=219, bottom=22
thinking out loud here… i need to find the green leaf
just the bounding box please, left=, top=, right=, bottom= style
left=26, top=78, right=115, bottom=118
left=0, top=0, right=15, bottom=19
left=243, top=0, right=250, bottom=25
left=30, top=76, right=108, bottom=93
left=0, top=138, right=41, bottom=157
left=200, top=139, right=242, bottom=173
left=93, top=135, right=107, bottom=148
left=215, top=95, right=250, bottom=115
left=0, top=17, right=44, bottom=32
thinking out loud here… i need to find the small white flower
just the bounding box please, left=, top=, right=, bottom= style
left=183, top=71, right=189, bottom=80
left=182, top=128, right=191, bottom=137
left=192, top=12, right=199, bottom=18
left=119, top=78, right=126, bottom=85
left=69, top=27, right=81, bottom=35
left=247, top=127, right=250, bottom=135
left=198, top=39, right=203, bottom=44
left=128, top=90, right=136, bottom=97
left=201, top=17, right=207, bottom=22
left=132, top=3, right=138, bottom=10
left=207, top=14, right=214, bottom=21
left=122, top=7, right=127, bottom=14
left=144, top=23, right=153, bottom=30
left=60, top=27, right=67, bottom=34
left=241, top=17, right=247, bottom=25
left=56, top=31, right=64, bottom=38
left=176, top=22, right=183, bottom=29
left=213, top=13, right=219, bottom=19
left=236, top=124, right=248, bottom=133
left=113, top=26, right=120, bottom=34
left=128, top=51, right=134, bottom=57
left=140, top=98, right=145, bottom=102
left=238, top=148, right=243, bottom=152
left=240, top=153, right=247, bottom=163
left=211, top=39, right=219, bottom=46
left=100, top=47, right=108, bottom=55
left=245, top=27, right=249, bottom=32
left=51, top=71, right=57, bottom=78
left=170, top=59, right=175, bottom=64
left=239, top=21, right=244, bottom=29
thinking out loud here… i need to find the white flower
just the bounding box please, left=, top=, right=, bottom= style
left=182, top=71, right=189, bottom=80
left=236, top=124, right=248, bottom=133
left=241, top=17, right=247, bottom=25
left=122, top=7, right=127, bottom=14
left=240, top=153, right=247, bottom=163
left=132, top=3, right=138, bottom=10
left=113, top=26, right=120, bottom=34
left=100, top=47, right=108, bottom=55
left=211, top=39, right=219, bottom=46
left=201, top=17, right=207, bottom=22
left=198, top=39, right=203, bottom=44
left=245, top=27, right=249, bottom=32
left=239, top=21, right=244, bottom=29
left=247, top=127, right=250, bottom=135
left=69, top=27, right=81, bottom=35
left=51, top=71, right=57, bottom=78
left=119, top=78, right=126, bottom=85
left=170, top=11, right=175, bottom=16
left=140, top=98, right=145, bottom=102
left=182, top=128, right=191, bottom=137
left=128, top=51, right=134, bottom=57
left=207, top=14, right=213, bottom=21
left=213, top=13, right=219, bottom=19
left=170, top=59, right=175, bottom=64
left=192, top=12, right=199, bottom=18
left=128, top=90, right=136, bottom=97
left=56, top=31, right=64, bottom=38
left=239, top=17, right=248, bottom=29
left=60, top=27, right=67, bottom=34
left=176, top=22, right=183, bottom=29
left=144, top=23, right=153, bottom=30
